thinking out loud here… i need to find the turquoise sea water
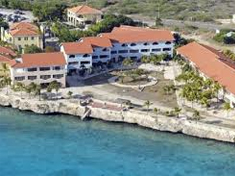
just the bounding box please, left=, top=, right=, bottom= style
left=0, top=107, right=235, bottom=176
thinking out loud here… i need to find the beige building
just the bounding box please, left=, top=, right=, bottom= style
left=67, top=5, right=103, bottom=27
left=0, top=22, right=43, bottom=51
left=9, top=52, right=66, bottom=88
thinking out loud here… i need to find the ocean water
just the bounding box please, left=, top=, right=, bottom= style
left=0, top=107, right=235, bottom=176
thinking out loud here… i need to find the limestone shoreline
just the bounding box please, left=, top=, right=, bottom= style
left=1, top=94, right=235, bottom=143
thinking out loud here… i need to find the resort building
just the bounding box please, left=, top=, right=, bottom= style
left=61, top=37, right=112, bottom=73
left=9, top=52, right=66, bottom=87
left=177, top=42, right=235, bottom=107
left=0, top=22, right=43, bottom=51
left=61, top=25, right=174, bottom=73
left=67, top=5, right=103, bottom=27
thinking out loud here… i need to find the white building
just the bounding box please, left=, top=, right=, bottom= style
left=9, top=52, right=67, bottom=87
left=177, top=42, right=235, bottom=107
left=61, top=25, right=175, bottom=73
left=67, top=5, right=103, bottom=27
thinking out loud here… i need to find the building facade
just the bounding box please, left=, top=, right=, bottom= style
left=0, top=22, right=43, bottom=51
left=61, top=25, right=174, bottom=73
left=9, top=52, right=66, bottom=87
left=177, top=42, right=235, bottom=107
left=67, top=5, right=103, bottom=27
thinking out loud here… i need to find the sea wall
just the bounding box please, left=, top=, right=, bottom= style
left=1, top=94, right=235, bottom=143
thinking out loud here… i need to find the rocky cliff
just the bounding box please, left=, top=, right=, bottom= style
left=0, top=94, right=235, bottom=143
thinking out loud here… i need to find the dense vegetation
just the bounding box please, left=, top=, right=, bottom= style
left=51, top=14, right=142, bottom=42
left=213, top=29, right=235, bottom=44
left=1, top=0, right=235, bottom=22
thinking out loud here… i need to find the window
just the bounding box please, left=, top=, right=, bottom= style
left=130, top=56, right=137, bottom=59
left=163, top=48, right=171, bottom=51
left=69, top=55, right=75, bottom=58
left=53, top=74, right=64, bottom=79
left=153, top=42, right=159, bottom=45
left=111, top=51, right=117, bottom=54
left=129, top=50, right=139, bottom=53
left=18, top=37, right=21, bottom=41
left=92, top=56, right=98, bottom=59
left=152, top=48, right=161, bottom=52
left=28, top=76, right=37, bottom=80
left=121, top=44, right=127, bottom=47
left=39, top=67, right=50, bottom=71
left=31, top=37, right=34, bottom=40
left=68, top=62, right=78, bottom=65
left=81, top=61, right=90, bottom=65
left=27, top=67, right=37, bottom=72
left=83, top=54, right=90, bottom=58
left=102, top=48, right=109, bottom=51
left=141, top=49, right=150, bottom=52
left=118, top=50, right=128, bottom=54
left=40, top=75, right=51, bottom=80
left=24, top=37, right=28, bottom=41
left=53, top=66, right=61, bottom=70
left=15, top=76, right=25, bottom=81
left=165, top=41, right=172, bottom=45
left=130, top=43, right=136, bottom=46
left=100, top=55, right=109, bottom=59
left=143, top=43, right=150, bottom=46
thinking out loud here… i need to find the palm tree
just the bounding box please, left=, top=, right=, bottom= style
left=0, top=63, right=9, bottom=77
left=3, top=77, right=11, bottom=95
left=15, top=82, right=25, bottom=98
left=48, top=81, right=60, bottom=99
left=223, top=102, right=232, bottom=117
left=144, top=100, right=153, bottom=114
left=35, top=84, right=42, bottom=100
left=141, top=55, right=149, bottom=65
left=212, top=81, right=222, bottom=102
left=122, top=58, right=134, bottom=71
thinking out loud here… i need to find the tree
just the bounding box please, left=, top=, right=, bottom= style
left=141, top=55, right=150, bottom=64
left=3, top=77, right=11, bottom=95
left=122, top=58, right=134, bottom=70
left=155, top=17, right=163, bottom=26
left=144, top=100, right=153, bottom=114
left=47, top=81, right=61, bottom=99
left=223, top=102, right=232, bottom=117
left=0, top=17, right=9, bottom=29
left=24, top=45, right=43, bottom=54
left=15, top=82, right=25, bottom=98
left=35, top=84, right=42, bottom=100
left=0, top=63, right=9, bottom=77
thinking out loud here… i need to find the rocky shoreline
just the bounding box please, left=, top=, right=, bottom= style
left=1, top=94, right=235, bottom=143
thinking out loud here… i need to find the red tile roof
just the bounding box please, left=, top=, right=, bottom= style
left=68, top=5, right=102, bottom=15
left=0, top=46, right=16, bottom=57
left=62, top=42, right=93, bottom=54
left=101, top=26, right=174, bottom=43
left=0, top=55, right=11, bottom=63
left=81, top=37, right=112, bottom=48
left=10, top=52, right=66, bottom=68
left=9, top=22, right=40, bottom=36
left=177, top=42, right=235, bottom=95
left=62, top=37, right=112, bottom=54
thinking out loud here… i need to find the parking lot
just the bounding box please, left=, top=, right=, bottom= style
left=0, top=8, right=35, bottom=24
